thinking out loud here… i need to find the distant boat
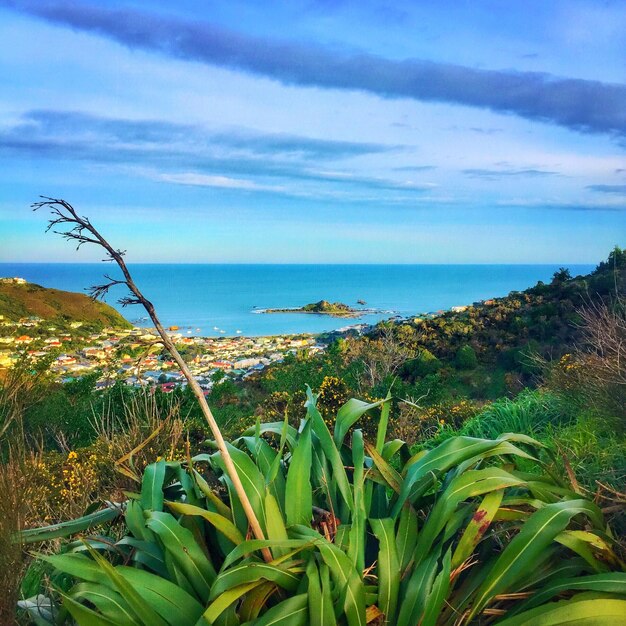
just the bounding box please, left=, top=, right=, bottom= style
left=213, top=326, right=219, bottom=330
left=236, top=330, right=242, bottom=334
left=220, top=330, right=226, bottom=334
left=168, top=325, right=179, bottom=331
left=357, top=299, right=366, bottom=305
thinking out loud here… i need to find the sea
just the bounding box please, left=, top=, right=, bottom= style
left=0, top=264, right=593, bottom=337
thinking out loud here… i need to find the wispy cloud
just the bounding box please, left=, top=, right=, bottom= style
left=463, top=168, right=560, bottom=180
left=155, top=172, right=283, bottom=192
left=4, top=0, right=626, bottom=138
left=392, top=165, right=437, bottom=172
left=0, top=109, right=436, bottom=200
left=469, top=127, right=503, bottom=135
left=586, top=184, right=626, bottom=194
left=496, top=198, right=626, bottom=212
left=4, top=110, right=395, bottom=161
left=0, top=109, right=402, bottom=177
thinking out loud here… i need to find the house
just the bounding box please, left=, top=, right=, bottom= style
left=15, top=335, right=33, bottom=345
left=57, top=355, right=77, bottom=365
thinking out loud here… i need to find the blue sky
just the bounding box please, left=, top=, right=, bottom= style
left=0, top=0, right=624, bottom=263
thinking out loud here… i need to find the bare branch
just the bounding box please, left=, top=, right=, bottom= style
left=34, top=196, right=272, bottom=561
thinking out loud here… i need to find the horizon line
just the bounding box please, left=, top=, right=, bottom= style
left=0, top=261, right=597, bottom=267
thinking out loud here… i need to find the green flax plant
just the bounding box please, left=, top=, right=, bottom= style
left=18, top=387, right=626, bottom=625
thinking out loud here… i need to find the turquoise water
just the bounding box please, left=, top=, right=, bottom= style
left=0, top=264, right=593, bottom=336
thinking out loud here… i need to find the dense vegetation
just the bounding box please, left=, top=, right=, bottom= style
left=1, top=247, right=624, bottom=624
left=0, top=280, right=131, bottom=328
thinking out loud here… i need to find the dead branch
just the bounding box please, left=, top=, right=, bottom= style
left=32, top=196, right=272, bottom=561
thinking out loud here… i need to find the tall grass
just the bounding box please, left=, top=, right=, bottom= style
left=0, top=446, right=45, bottom=624
left=460, top=389, right=573, bottom=439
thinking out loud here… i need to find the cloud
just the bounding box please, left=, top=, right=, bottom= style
left=392, top=165, right=437, bottom=172
left=7, top=110, right=394, bottom=161
left=155, top=172, right=283, bottom=191
left=586, top=184, right=626, bottom=194
left=4, top=0, right=626, bottom=137
left=0, top=109, right=435, bottom=199
left=495, top=198, right=626, bottom=212
left=469, top=127, right=503, bottom=135
left=463, top=168, right=560, bottom=180
left=0, top=110, right=402, bottom=179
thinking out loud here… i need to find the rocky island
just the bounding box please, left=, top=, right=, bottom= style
left=259, top=300, right=381, bottom=318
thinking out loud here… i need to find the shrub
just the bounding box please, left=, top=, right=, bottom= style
left=455, top=345, right=477, bottom=369
left=17, top=388, right=626, bottom=625
left=459, top=389, right=573, bottom=440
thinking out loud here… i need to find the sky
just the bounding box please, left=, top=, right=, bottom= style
left=0, top=0, right=624, bottom=264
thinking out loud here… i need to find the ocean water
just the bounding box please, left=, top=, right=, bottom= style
left=0, top=264, right=593, bottom=336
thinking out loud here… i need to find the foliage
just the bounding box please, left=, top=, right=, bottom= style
left=392, top=398, right=480, bottom=446
left=460, top=390, right=574, bottom=441
left=455, top=345, right=478, bottom=370
left=17, top=389, right=626, bottom=625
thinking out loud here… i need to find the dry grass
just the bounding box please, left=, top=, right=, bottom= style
left=0, top=445, right=45, bottom=624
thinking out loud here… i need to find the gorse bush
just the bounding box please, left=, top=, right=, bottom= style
left=18, top=388, right=626, bottom=626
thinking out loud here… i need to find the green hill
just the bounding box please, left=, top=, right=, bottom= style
left=0, top=279, right=131, bottom=328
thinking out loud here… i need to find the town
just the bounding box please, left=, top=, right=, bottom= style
left=0, top=313, right=326, bottom=392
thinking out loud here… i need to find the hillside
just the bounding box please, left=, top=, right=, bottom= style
left=0, top=279, right=131, bottom=328
left=251, top=247, right=626, bottom=417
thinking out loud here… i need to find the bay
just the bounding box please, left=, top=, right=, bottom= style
left=0, top=263, right=593, bottom=336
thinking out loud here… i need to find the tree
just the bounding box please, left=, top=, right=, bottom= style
left=551, top=267, right=571, bottom=283
left=455, top=344, right=478, bottom=369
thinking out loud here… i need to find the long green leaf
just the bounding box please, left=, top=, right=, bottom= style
left=395, top=548, right=441, bottom=626
left=451, top=489, right=504, bottom=568
left=201, top=581, right=264, bottom=624
left=285, top=419, right=313, bottom=527
left=222, top=538, right=314, bottom=570
left=496, top=595, right=626, bottom=625
left=166, top=501, right=244, bottom=545
left=306, top=560, right=337, bottom=626
left=348, top=429, right=366, bottom=573
left=396, top=505, right=418, bottom=572
left=85, top=545, right=169, bottom=626
left=375, top=391, right=392, bottom=453
left=371, top=517, right=400, bottom=624
left=20, top=505, right=122, bottom=543
left=265, top=492, right=290, bottom=559
left=392, top=436, right=536, bottom=517
left=146, top=511, right=216, bottom=602
left=60, top=592, right=118, bottom=626
left=334, top=396, right=387, bottom=446
left=254, top=593, right=309, bottom=626
left=141, top=460, right=166, bottom=512
left=305, top=386, right=353, bottom=510
left=116, top=565, right=205, bottom=624
left=70, top=583, right=140, bottom=626
left=212, top=442, right=268, bottom=533
left=421, top=549, right=451, bottom=626
left=365, top=442, right=402, bottom=494
left=415, top=468, right=523, bottom=564
left=469, top=499, right=604, bottom=619
left=210, top=562, right=301, bottom=599
left=511, top=572, right=626, bottom=615
left=316, top=537, right=366, bottom=626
